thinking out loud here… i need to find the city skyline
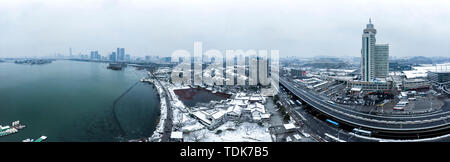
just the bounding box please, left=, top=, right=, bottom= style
left=1, top=0, right=450, bottom=58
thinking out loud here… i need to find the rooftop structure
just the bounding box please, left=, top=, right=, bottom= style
left=403, top=70, right=428, bottom=79
left=412, top=63, right=450, bottom=72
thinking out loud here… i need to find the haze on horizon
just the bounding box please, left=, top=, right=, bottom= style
left=1, top=0, right=450, bottom=58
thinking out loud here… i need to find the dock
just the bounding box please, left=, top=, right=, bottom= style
left=0, top=121, right=26, bottom=137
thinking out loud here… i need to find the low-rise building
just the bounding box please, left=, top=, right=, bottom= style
left=170, top=131, right=184, bottom=142
left=347, top=80, right=393, bottom=92
left=428, top=71, right=450, bottom=86
left=402, top=78, right=430, bottom=90
left=191, top=93, right=270, bottom=130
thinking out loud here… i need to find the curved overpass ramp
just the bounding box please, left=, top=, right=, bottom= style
left=280, top=78, right=450, bottom=139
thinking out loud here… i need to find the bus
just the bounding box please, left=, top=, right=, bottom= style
left=295, top=100, right=302, bottom=106
left=393, top=106, right=405, bottom=111
left=352, top=128, right=372, bottom=136
left=325, top=119, right=339, bottom=127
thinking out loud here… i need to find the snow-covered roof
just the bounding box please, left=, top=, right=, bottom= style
left=236, top=96, right=250, bottom=100
left=171, top=131, right=183, bottom=139
left=403, top=78, right=427, bottom=83
left=284, top=123, right=296, bottom=130
left=192, top=111, right=211, bottom=125
left=412, top=63, right=450, bottom=72
left=403, top=70, right=428, bottom=79
left=249, top=96, right=263, bottom=101
left=351, top=87, right=362, bottom=92
left=227, top=105, right=242, bottom=115
left=252, top=115, right=261, bottom=121
left=247, top=102, right=265, bottom=113
left=261, top=113, right=271, bottom=119
left=286, top=136, right=292, bottom=142
left=211, top=110, right=226, bottom=120
left=230, top=99, right=248, bottom=106
left=293, top=134, right=302, bottom=140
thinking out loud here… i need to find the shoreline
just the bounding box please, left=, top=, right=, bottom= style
left=142, top=76, right=191, bottom=141
left=142, top=77, right=167, bottom=142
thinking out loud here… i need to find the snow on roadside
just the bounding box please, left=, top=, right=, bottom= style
left=167, top=85, right=189, bottom=112
left=147, top=78, right=166, bottom=142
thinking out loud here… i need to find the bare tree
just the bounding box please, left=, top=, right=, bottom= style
left=191, top=131, right=205, bottom=142
left=245, top=125, right=252, bottom=135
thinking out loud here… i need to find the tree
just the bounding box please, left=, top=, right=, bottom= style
left=279, top=106, right=286, bottom=115
left=191, top=131, right=205, bottom=142
left=283, top=114, right=291, bottom=122
left=273, top=95, right=280, bottom=102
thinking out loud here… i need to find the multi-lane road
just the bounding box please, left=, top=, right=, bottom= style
left=280, top=77, right=450, bottom=139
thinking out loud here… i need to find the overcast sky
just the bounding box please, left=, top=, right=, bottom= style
left=1, top=0, right=450, bottom=58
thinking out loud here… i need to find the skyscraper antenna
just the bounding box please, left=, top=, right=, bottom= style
left=369, top=17, right=372, bottom=24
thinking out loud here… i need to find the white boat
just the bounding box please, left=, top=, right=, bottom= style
left=22, top=138, right=34, bottom=142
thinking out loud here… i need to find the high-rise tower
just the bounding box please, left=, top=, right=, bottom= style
left=361, top=18, right=389, bottom=82
left=117, top=48, right=125, bottom=61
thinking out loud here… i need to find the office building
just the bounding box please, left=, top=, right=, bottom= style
left=110, top=52, right=117, bottom=62
left=361, top=18, right=390, bottom=82
left=117, top=48, right=125, bottom=61
left=90, top=51, right=100, bottom=60
left=428, top=72, right=450, bottom=86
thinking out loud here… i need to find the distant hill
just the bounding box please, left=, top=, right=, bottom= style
left=303, top=62, right=350, bottom=69
left=391, top=56, right=450, bottom=65
left=408, top=56, right=433, bottom=64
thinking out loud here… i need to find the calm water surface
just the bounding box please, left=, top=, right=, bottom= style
left=0, top=60, right=160, bottom=142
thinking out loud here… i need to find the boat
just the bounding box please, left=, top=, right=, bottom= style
left=107, top=63, right=123, bottom=70
left=0, top=120, right=25, bottom=137
left=34, top=136, right=47, bottom=142
left=22, top=138, right=33, bottom=142
left=0, top=128, right=18, bottom=137
left=23, top=135, right=47, bottom=142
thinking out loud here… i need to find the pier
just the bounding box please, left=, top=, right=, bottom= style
left=0, top=121, right=26, bottom=137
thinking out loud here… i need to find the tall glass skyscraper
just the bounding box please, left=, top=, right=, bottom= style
left=110, top=52, right=117, bottom=62
left=117, top=48, right=125, bottom=61
left=361, top=19, right=389, bottom=82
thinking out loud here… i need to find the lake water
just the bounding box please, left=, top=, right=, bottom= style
left=0, top=60, right=160, bottom=142
left=173, top=88, right=231, bottom=107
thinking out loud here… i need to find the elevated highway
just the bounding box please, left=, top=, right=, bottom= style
left=280, top=78, right=450, bottom=138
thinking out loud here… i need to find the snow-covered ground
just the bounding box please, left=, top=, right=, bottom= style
left=147, top=69, right=273, bottom=142
left=147, top=78, right=167, bottom=142
left=168, top=85, right=190, bottom=113
left=167, top=83, right=273, bottom=142
left=183, top=121, right=272, bottom=142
